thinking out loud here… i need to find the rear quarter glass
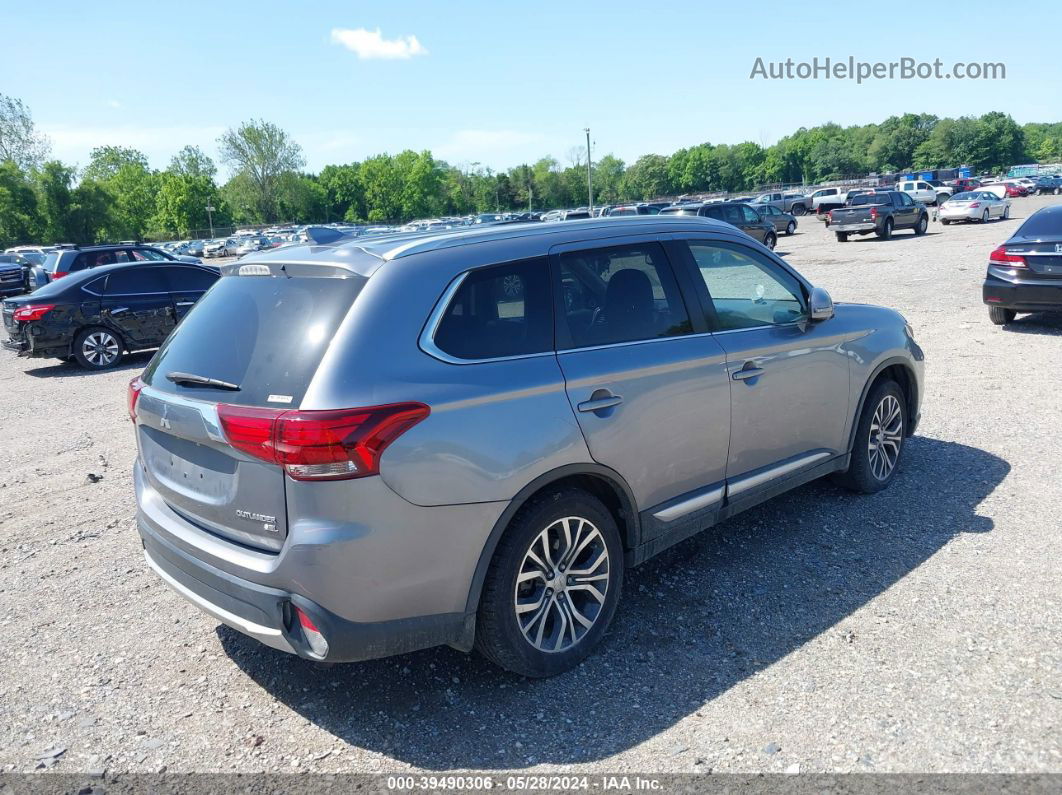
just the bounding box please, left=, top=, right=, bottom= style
left=143, top=273, right=365, bottom=407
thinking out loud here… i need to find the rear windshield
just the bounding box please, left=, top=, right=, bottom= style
left=1013, top=211, right=1062, bottom=238
left=43, top=252, right=61, bottom=273
left=847, top=194, right=887, bottom=206
left=143, top=273, right=366, bottom=407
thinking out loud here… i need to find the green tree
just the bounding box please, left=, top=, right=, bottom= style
left=218, top=120, right=305, bottom=222
left=168, top=145, right=217, bottom=179
left=593, top=155, right=625, bottom=204
left=0, top=94, right=49, bottom=170
left=82, top=145, right=149, bottom=182
left=358, top=154, right=402, bottom=222
left=153, top=172, right=223, bottom=237
left=620, top=154, right=671, bottom=200
left=0, top=160, right=38, bottom=247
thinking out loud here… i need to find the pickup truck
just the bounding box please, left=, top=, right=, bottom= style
left=809, top=187, right=850, bottom=216
left=749, top=191, right=809, bottom=216
left=829, top=190, right=930, bottom=241
left=895, top=179, right=950, bottom=206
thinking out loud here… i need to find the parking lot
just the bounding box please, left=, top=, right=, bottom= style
left=1, top=196, right=1059, bottom=775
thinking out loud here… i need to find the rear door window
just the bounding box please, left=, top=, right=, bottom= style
left=432, top=257, right=553, bottom=361
left=163, top=266, right=218, bottom=292
left=105, top=267, right=168, bottom=294
left=557, top=242, right=691, bottom=348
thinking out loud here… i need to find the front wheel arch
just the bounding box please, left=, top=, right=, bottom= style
left=846, top=360, right=919, bottom=455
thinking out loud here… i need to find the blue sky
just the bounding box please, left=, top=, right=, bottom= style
left=7, top=1, right=1062, bottom=175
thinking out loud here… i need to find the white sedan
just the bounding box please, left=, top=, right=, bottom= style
left=939, top=191, right=1011, bottom=224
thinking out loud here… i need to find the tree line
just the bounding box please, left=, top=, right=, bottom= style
left=1, top=93, right=1060, bottom=248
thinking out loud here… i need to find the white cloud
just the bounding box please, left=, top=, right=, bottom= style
left=330, top=27, right=428, bottom=60
left=106, top=99, right=123, bottom=109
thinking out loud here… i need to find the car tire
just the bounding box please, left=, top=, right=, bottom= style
left=988, top=306, right=1016, bottom=325
left=764, top=233, right=777, bottom=250
left=1003, top=206, right=1010, bottom=219
left=474, top=488, right=624, bottom=678
left=915, top=214, right=928, bottom=235
left=835, top=232, right=848, bottom=242
left=981, top=210, right=990, bottom=223
left=73, top=327, right=124, bottom=370
left=877, top=219, right=893, bottom=240
left=941, top=218, right=951, bottom=225
left=834, top=380, right=906, bottom=494
left=791, top=204, right=806, bottom=216
left=785, top=221, right=796, bottom=236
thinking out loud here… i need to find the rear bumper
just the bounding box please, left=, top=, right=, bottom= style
left=134, top=462, right=505, bottom=662
left=140, top=521, right=472, bottom=662
left=982, top=270, right=1062, bottom=312
left=832, top=222, right=877, bottom=232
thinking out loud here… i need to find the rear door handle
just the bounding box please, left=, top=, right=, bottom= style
left=577, top=393, right=623, bottom=413
left=732, top=366, right=765, bottom=381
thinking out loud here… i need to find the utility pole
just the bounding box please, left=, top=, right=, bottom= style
left=205, top=204, right=215, bottom=238
left=584, top=128, right=593, bottom=214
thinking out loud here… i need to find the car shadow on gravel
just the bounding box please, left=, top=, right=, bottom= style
left=847, top=231, right=943, bottom=244
left=220, top=436, right=1008, bottom=769
left=21, top=351, right=154, bottom=378
left=1001, top=313, right=1062, bottom=336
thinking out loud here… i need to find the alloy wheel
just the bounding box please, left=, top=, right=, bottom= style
left=82, top=332, right=120, bottom=367
left=868, top=394, right=903, bottom=481
left=514, top=516, right=610, bottom=653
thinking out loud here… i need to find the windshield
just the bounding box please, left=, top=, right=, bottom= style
left=143, top=273, right=366, bottom=408
left=950, top=192, right=978, bottom=201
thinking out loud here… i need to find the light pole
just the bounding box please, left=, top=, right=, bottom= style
left=584, top=128, right=593, bottom=214
left=205, top=204, right=215, bottom=238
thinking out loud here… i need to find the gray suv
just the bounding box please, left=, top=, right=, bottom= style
left=131, top=216, right=924, bottom=677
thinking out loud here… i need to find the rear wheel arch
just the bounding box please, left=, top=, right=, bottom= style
left=463, top=464, right=639, bottom=616
left=847, top=360, right=919, bottom=453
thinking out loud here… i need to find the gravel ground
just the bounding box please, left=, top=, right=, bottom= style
left=1, top=197, right=1060, bottom=776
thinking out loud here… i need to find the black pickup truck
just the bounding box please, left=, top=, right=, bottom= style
left=829, top=190, right=930, bottom=241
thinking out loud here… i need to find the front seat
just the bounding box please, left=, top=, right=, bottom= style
left=602, top=269, right=656, bottom=343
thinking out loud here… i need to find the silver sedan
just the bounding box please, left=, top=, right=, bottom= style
left=939, top=191, right=1011, bottom=224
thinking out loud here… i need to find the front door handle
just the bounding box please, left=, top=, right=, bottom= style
left=577, top=392, right=623, bottom=413
left=732, top=366, right=765, bottom=381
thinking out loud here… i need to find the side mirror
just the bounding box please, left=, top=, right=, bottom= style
left=809, top=287, right=834, bottom=321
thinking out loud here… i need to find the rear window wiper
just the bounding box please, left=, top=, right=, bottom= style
left=165, top=371, right=241, bottom=391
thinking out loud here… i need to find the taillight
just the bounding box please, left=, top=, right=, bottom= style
left=869, top=207, right=878, bottom=220
left=968, top=202, right=981, bottom=208
left=827, top=210, right=834, bottom=221
left=52, top=271, right=68, bottom=279
left=12, top=304, right=56, bottom=323
left=128, top=376, right=144, bottom=422
left=989, top=245, right=1025, bottom=268
left=216, top=402, right=430, bottom=481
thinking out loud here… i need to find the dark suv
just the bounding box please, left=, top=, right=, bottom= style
left=41, top=244, right=201, bottom=282
left=658, top=202, right=777, bottom=249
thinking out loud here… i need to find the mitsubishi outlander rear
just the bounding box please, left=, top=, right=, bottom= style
left=133, top=217, right=924, bottom=677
